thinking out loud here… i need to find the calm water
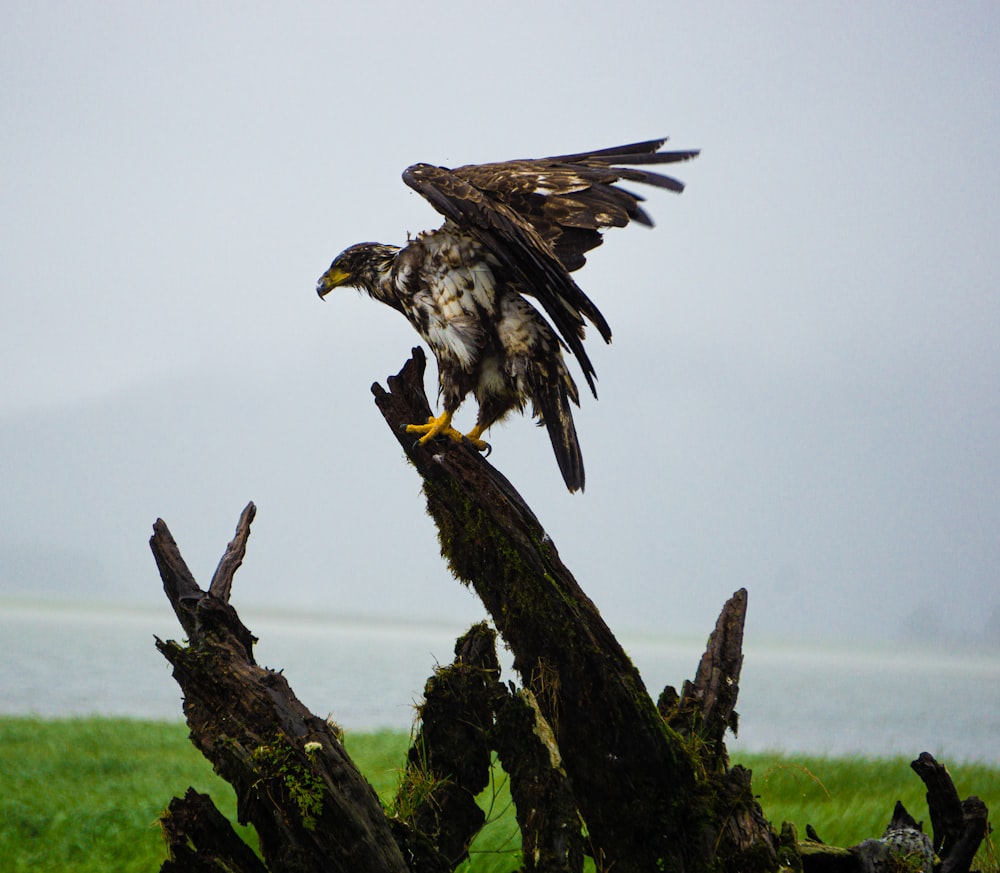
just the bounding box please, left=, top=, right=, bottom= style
left=2, top=601, right=997, bottom=764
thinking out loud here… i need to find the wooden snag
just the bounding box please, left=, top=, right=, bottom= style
left=151, top=505, right=410, bottom=873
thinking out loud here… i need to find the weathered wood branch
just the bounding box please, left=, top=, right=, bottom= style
left=659, top=587, right=747, bottom=772
left=394, top=622, right=501, bottom=871
left=371, top=348, right=771, bottom=872
left=492, top=688, right=584, bottom=873
left=151, top=516, right=206, bottom=641
left=911, top=753, right=989, bottom=873
left=208, top=500, right=256, bottom=602
left=151, top=510, right=411, bottom=873
left=160, top=788, right=269, bottom=873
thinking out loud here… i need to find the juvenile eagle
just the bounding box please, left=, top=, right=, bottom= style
left=317, top=138, right=698, bottom=492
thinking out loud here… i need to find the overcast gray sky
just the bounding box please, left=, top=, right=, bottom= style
left=2, top=2, right=998, bottom=647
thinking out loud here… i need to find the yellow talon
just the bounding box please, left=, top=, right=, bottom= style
left=463, top=424, right=491, bottom=453
left=405, top=411, right=464, bottom=445
left=405, top=414, right=492, bottom=454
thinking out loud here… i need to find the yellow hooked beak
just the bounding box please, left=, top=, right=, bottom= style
left=316, top=266, right=352, bottom=299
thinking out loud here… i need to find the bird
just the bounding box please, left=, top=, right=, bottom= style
left=317, top=138, right=698, bottom=492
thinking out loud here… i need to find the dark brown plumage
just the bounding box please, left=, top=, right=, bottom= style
left=317, top=138, right=698, bottom=492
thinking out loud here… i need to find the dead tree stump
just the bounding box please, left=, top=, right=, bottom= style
left=371, top=349, right=773, bottom=872
left=150, top=349, right=991, bottom=873
left=152, top=503, right=413, bottom=873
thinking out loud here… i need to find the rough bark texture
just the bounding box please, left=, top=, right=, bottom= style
left=910, top=754, right=989, bottom=873
left=149, top=348, right=991, bottom=873
left=371, top=349, right=771, bottom=873
left=394, top=622, right=500, bottom=871
left=492, top=689, right=585, bottom=873
left=660, top=587, right=746, bottom=772
left=152, top=505, right=412, bottom=873
left=160, top=788, right=269, bottom=873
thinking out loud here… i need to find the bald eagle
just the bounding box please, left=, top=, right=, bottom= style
left=317, top=138, right=698, bottom=492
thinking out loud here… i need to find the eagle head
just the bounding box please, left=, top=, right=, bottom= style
left=317, top=242, right=398, bottom=299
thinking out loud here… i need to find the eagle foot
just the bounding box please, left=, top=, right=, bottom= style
left=405, top=413, right=465, bottom=447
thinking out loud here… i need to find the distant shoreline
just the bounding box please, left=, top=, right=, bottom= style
left=3, top=601, right=998, bottom=764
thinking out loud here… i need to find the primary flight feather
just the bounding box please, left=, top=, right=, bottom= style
left=317, top=137, right=698, bottom=492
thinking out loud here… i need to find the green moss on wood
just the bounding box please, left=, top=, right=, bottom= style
left=250, top=734, right=325, bottom=830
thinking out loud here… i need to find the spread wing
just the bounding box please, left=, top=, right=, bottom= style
left=402, top=138, right=698, bottom=397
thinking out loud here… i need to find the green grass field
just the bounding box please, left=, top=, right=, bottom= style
left=1, top=717, right=996, bottom=872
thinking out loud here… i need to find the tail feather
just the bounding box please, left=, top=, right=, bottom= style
left=530, top=368, right=585, bottom=493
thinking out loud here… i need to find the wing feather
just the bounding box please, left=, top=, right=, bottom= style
left=545, top=137, right=674, bottom=160
left=404, top=163, right=607, bottom=397
left=402, top=138, right=698, bottom=396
